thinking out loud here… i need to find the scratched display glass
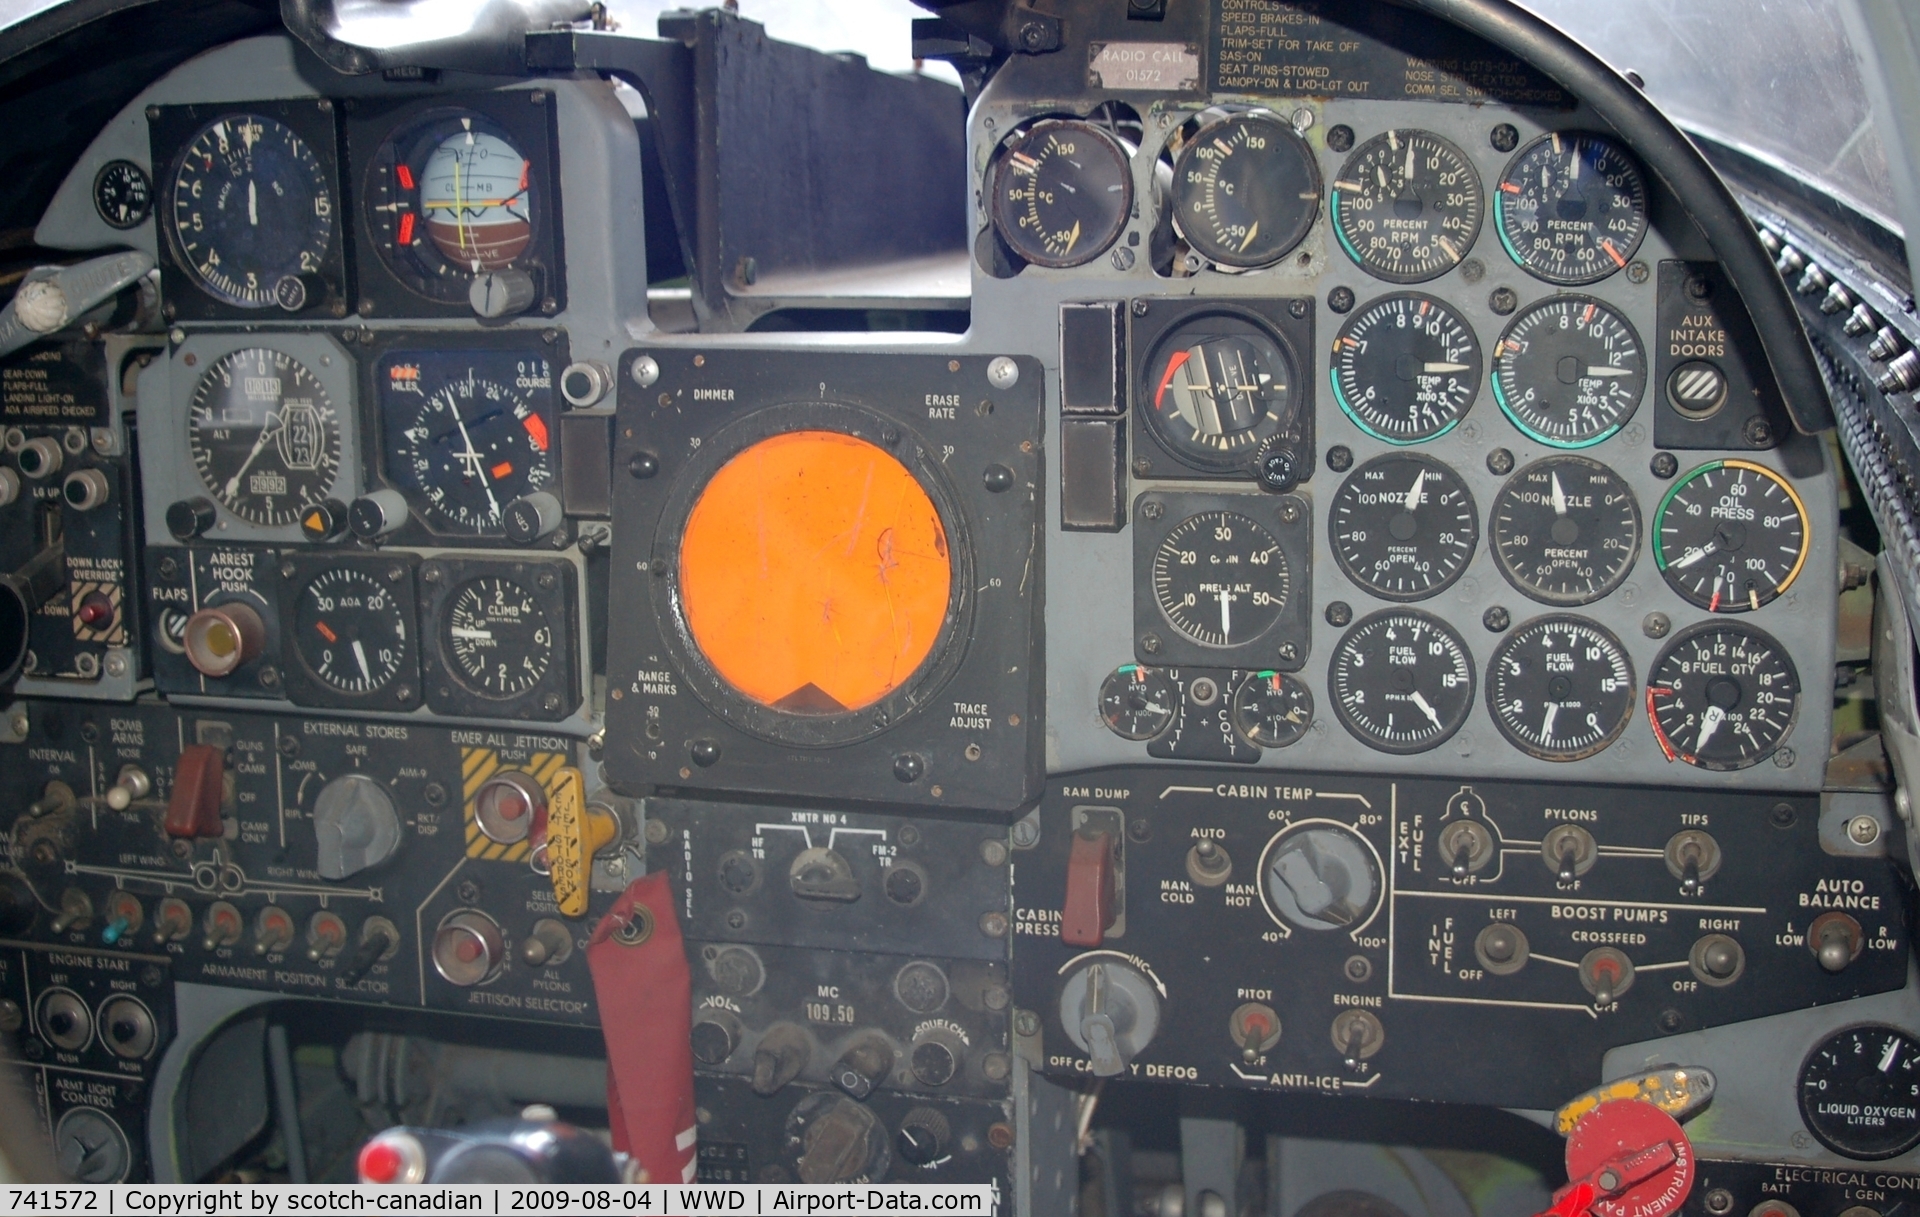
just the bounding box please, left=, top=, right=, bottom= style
left=377, top=349, right=558, bottom=536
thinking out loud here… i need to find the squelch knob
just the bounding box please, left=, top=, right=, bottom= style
left=312, top=774, right=401, bottom=880
left=752, top=1022, right=812, bottom=1097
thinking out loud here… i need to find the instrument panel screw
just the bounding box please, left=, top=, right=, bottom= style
left=1847, top=815, right=1881, bottom=845
left=1459, top=258, right=1485, bottom=284
left=1010, top=819, right=1039, bottom=848
left=1743, top=416, right=1774, bottom=446
left=725, top=910, right=746, bottom=930
left=457, top=880, right=480, bottom=904
left=1344, top=956, right=1372, bottom=983
left=1626, top=260, right=1650, bottom=284
left=630, top=356, right=660, bottom=388
left=1111, top=246, right=1136, bottom=271
left=1014, top=1010, right=1040, bottom=1037
left=881, top=427, right=900, bottom=447
left=979, top=911, right=1008, bottom=938
left=1132, top=299, right=1150, bottom=317
left=1770, top=803, right=1797, bottom=828
left=1486, top=448, right=1514, bottom=475
left=1482, top=606, right=1510, bottom=633
left=537, top=570, right=557, bottom=591
left=987, top=357, right=1020, bottom=389
left=1278, top=642, right=1299, bottom=662
left=1657, top=1008, right=1684, bottom=1033
left=983, top=464, right=1015, bottom=493
left=1489, top=286, right=1518, bottom=315
left=1490, top=123, right=1519, bottom=153
left=1327, top=285, right=1355, bottom=314
left=278, top=734, right=301, bottom=758
left=1326, top=445, right=1353, bottom=472
left=948, top=360, right=961, bottom=372
left=1325, top=124, right=1354, bottom=153
left=1325, top=601, right=1353, bottom=627
left=1140, top=633, right=1162, bottom=654
left=79, top=720, right=99, bottom=744
left=1132, top=457, right=1153, bottom=476
left=1641, top=612, right=1671, bottom=639
left=1289, top=299, right=1309, bottom=319
left=645, top=820, right=671, bottom=845
left=1773, top=747, right=1796, bottom=769
left=541, top=693, right=562, bottom=712
left=965, top=743, right=983, bottom=762
left=1128, top=818, right=1151, bottom=843
left=1649, top=452, right=1678, bottom=479
left=1141, top=500, right=1164, bottom=520
left=422, top=782, right=446, bottom=807
left=257, top=665, right=279, bottom=689
left=1703, top=1190, right=1735, bottom=1216
left=1289, top=107, right=1315, bottom=132
left=980, top=840, right=1007, bottom=866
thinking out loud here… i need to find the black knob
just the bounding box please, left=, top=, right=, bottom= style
left=882, top=863, right=925, bottom=906
left=690, top=1018, right=738, bottom=1065
left=110, top=1018, right=139, bottom=1044
left=298, top=499, right=349, bottom=542
left=896, top=1115, right=948, bottom=1167
left=165, top=497, right=217, bottom=541
left=47, top=1009, right=74, bottom=1037
left=1255, top=441, right=1300, bottom=493
left=910, top=1040, right=957, bottom=1087
left=833, top=1036, right=895, bottom=1100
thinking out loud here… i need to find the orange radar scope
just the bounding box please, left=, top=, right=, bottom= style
left=678, top=430, right=952, bottom=715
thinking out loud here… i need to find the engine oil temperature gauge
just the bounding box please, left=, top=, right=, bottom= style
left=1169, top=110, right=1322, bottom=269
left=989, top=118, right=1134, bottom=269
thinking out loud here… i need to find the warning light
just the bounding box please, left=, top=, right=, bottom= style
left=396, top=211, right=415, bottom=246
left=679, top=430, right=951, bottom=714
left=491, top=461, right=514, bottom=480
left=395, top=164, right=415, bottom=192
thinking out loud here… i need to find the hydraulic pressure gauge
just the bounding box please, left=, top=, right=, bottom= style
left=1232, top=670, right=1313, bottom=748
left=1329, top=609, right=1475, bottom=754
left=1495, top=131, right=1649, bottom=285
left=1169, top=111, right=1321, bottom=269
left=1799, top=1026, right=1920, bottom=1160
left=1330, top=129, right=1484, bottom=283
left=187, top=347, right=341, bottom=526
left=1100, top=665, right=1177, bottom=741
left=1139, top=311, right=1302, bottom=473
left=1330, top=293, right=1481, bottom=443
left=989, top=119, right=1134, bottom=268
left=292, top=566, right=411, bottom=696
left=1149, top=511, right=1290, bottom=648
left=167, top=113, right=334, bottom=310
left=1487, top=615, right=1634, bottom=761
left=1490, top=456, right=1641, bottom=605
left=1491, top=296, right=1647, bottom=448
left=1330, top=454, right=1478, bottom=601
left=1653, top=459, right=1810, bottom=612
left=1647, top=622, right=1799, bottom=770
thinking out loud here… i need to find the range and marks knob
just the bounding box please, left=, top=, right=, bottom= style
left=1058, top=958, right=1161, bottom=1078
left=313, top=774, right=402, bottom=879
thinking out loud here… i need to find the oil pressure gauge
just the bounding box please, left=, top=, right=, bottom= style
left=990, top=118, right=1133, bottom=269
left=1169, top=111, right=1321, bottom=269
left=1799, top=1026, right=1920, bottom=1160
left=1653, top=459, right=1810, bottom=612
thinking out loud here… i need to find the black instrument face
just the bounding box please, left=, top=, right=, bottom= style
left=1232, top=670, right=1313, bottom=748
left=1330, top=129, right=1484, bottom=283
left=188, top=347, right=341, bottom=526
left=93, top=160, right=152, bottom=229
left=1490, top=456, right=1641, bottom=605
left=168, top=113, right=333, bottom=309
left=1647, top=622, right=1800, bottom=770
left=1654, top=459, right=1811, bottom=613
left=989, top=119, right=1133, bottom=269
left=292, top=567, right=409, bottom=695
left=1141, top=313, right=1300, bottom=472
left=1100, top=664, right=1177, bottom=740
left=1330, top=293, right=1481, bottom=443
left=1330, top=454, right=1478, bottom=601
left=1494, top=131, right=1649, bottom=285
left=1487, top=615, right=1633, bottom=761
left=1150, top=511, right=1290, bottom=647
left=1798, top=1026, right=1920, bottom=1160
left=365, top=112, right=537, bottom=303
left=1170, top=112, right=1321, bottom=269
left=1329, top=609, right=1475, bottom=754
left=443, top=575, right=552, bottom=699
left=379, top=351, right=558, bottom=536
left=1491, top=295, right=1646, bottom=448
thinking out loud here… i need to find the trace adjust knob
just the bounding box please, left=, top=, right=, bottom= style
left=312, top=774, right=402, bottom=879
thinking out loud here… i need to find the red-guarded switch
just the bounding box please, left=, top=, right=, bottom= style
left=1538, top=1100, right=1694, bottom=1217
left=164, top=744, right=225, bottom=839
left=1061, top=827, right=1117, bottom=947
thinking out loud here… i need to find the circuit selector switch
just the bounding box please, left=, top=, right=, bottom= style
left=833, top=1034, right=897, bottom=1100
left=1059, top=958, right=1161, bottom=1077
left=1543, top=824, right=1598, bottom=882
left=752, top=1022, right=813, bottom=1096
left=163, top=744, right=225, bottom=839
left=1580, top=946, right=1635, bottom=1004
left=312, top=774, right=401, bottom=880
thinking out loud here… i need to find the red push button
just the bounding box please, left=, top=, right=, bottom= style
left=163, top=744, right=225, bottom=839
left=1061, top=827, right=1117, bottom=947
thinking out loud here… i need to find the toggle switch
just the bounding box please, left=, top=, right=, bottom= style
left=1809, top=912, right=1862, bottom=973
left=1580, top=946, right=1635, bottom=1004
left=253, top=906, right=295, bottom=955
left=1439, top=819, right=1494, bottom=878
left=306, top=911, right=347, bottom=960
left=104, top=765, right=150, bottom=811
left=1229, top=1002, right=1281, bottom=1062
left=343, top=917, right=400, bottom=984
left=201, top=901, right=243, bottom=950
left=151, top=898, right=191, bottom=944
left=752, top=1022, right=812, bottom=1096
left=518, top=918, right=573, bottom=967
left=99, top=892, right=143, bottom=946
left=49, top=887, right=93, bottom=934
left=1061, top=826, right=1117, bottom=947
left=163, top=744, right=225, bottom=839
left=1542, top=825, right=1597, bottom=883
left=1663, top=830, right=1720, bottom=895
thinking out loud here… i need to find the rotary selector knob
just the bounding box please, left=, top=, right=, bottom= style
left=1261, top=824, right=1381, bottom=930
left=1058, top=958, right=1161, bottom=1077
left=313, top=774, right=402, bottom=879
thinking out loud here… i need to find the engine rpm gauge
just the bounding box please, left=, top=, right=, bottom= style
left=1100, top=665, right=1177, bottom=741
left=1490, top=456, right=1641, bottom=605
left=188, top=348, right=341, bottom=526
left=1487, top=615, right=1634, bottom=761
left=1330, top=454, right=1478, bottom=601
left=1647, top=622, right=1800, bottom=770
left=1169, top=111, right=1322, bottom=269
left=1495, top=131, right=1649, bottom=285
left=1232, top=670, right=1313, bottom=748
left=1330, top=293, right=1482, bottom=443
left=1140, top=312, right=1300, bottom=473
left=293, top=567, right=410, bottom=695
left=444, top=575, right=553, bottom=699
left=1491, top=296, right=1647, bottom=448
left=1150, top=511, right=1290, bottom=647
left=168, top=113, right=334, bottom=309
left=989, top=119, right=1133, bottom=269
left=1798, top=1026, right=1920, bottom=1160
left=1653, top=459, right=1810, bottom=612
left=1329, top=609, right=1475, bottom=754
left=1330, top=129, right=1484, bottom=283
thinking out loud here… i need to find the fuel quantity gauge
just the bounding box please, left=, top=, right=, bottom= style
left=1647, top=622, right=1799, bottom=770
left=990, top=119, right=1133, bottom=269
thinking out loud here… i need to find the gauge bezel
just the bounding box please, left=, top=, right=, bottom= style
left=1167, top=109, right=1322, bottom=270
left=1327, top=608, right=1476, bottom=755
left=277, top=551, right=421, bottom=712
left=147, top=100, right=347, bottom=321
left=348, top=91, right=565, bottom=319
left=1132, top=490, right=1313, bottom=670
left=1490, top=294, right=1648, bottom=449
left=1797, top=1025, right=1920, bottom=1160
left=92, top=159, right=152, bottom=230
left=1646, top=620, right=1801, bottom=771
left=420, top=555, right=579, bottom=722
left=988, top=117, right=1135, bottom=270
left=1329, top=452, right=1480, bottom=602
left=650, top=401, right=975, bottom=749
left=358, top=330, right=568, bottom=547
left=1329, top=128, right=1485, bottom=284
left=1652, top=458, right=1810, bottom=613
left=1486, top=614, right=1635, bottom=762
left=1329, top=291, right=1483, bottom=445
left=1489, top=455, right=1642, bottom=606
left=1130, top=296, right=1316, bottom=481
left=1493, top=130, right=1649, bottom=287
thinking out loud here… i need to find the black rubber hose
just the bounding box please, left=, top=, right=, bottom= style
left=1392, top=0, right=1832, bottom=433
